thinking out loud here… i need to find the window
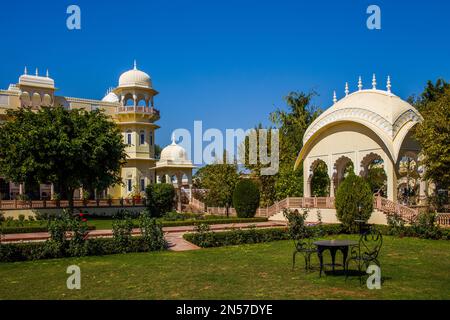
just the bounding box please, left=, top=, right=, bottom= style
left=149, top=131, right=153, bottom=146
left=140, top=178, right=145, bottom=192
left=126, top=130, right=132, bottom=145
left=140, top=130, right=145, bottom=145
left=127, top=179, right=132, bottom=193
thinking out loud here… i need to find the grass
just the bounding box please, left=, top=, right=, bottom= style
left=1, top=235, right=449, bottom=300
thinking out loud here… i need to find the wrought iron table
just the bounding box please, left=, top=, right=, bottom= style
left=313, top=240, right=358, bottom=277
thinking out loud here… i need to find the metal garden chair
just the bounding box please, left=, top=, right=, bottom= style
left=345, top=228, right=383, bottom=284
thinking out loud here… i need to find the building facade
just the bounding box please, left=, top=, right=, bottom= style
left=0, top=63, right=163, bottom=200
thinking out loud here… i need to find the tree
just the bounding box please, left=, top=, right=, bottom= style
left=242, top=91, right=321, bottom=205
left=232, top=179, right=260, bottom=218
left=335, top=173, right=373, bottom=231
left=411, top=79, right=449, bottom=113
left=0, top=107, right=127, bottom=204
left=311, top=162, right=330, bottom=197
left=365, top=165, right=387, bottom=195
left=415, top=87, right=450, bottom=191
left=145, top=183, right=176, bottom=217
left=194, top=159, right=239, bottom=216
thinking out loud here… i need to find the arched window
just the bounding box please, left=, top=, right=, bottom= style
left=149, top=131, right=153, bottom=146
left=140, top=130, right=145, bottom=145
left=126, top=130, right=132, bottom=145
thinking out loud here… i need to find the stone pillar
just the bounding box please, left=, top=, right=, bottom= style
left=303, top=160, right=311, bottom=197
left=176, top=173, right=183, bottom=212
left=386, top=159, right=398, bottom=202
left=19, top=183, right=24, bottom=195
left=50, top=184, right=54, bottom=199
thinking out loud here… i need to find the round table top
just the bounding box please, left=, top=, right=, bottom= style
left=313, top=240, right=358, bottom=247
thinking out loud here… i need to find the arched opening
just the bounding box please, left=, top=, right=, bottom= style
left=126, top=130, right=133, bottom=146
left=333, top=156, right=354, bottom=191
left=0, top=178, right=10, bottom=200
left=361, top=153, right=387, bottom=196
left=309, top=160, right=330, bottom=197
left=139, top=130, right=146, bottom=145
left=397, top=154, right=419, bottom=205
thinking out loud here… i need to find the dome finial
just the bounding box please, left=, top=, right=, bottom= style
left=387, top=75, right=392, bottom=93
left=46, top=69, right=49, bottom=78
left=372, top=74, right=377, bottom=89
left=171, top=133, right=176, bottom=145
left=24, top=66, right=28, bottom=75
left=345, top=82, right=349, bottom=96
left=358, top=76, right=363, bottom=91
left=35, top=68, right=39, bottom=76
left=333, top=90, right=337, bottom=104
left=133, top=60, right=137, bottom=70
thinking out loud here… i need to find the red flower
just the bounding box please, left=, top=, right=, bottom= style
left=82, top=218, right=87, bottom=222
left=79, top=213, right=84, bottom=217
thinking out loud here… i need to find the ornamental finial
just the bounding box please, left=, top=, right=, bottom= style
left=171, top=133, right=176, bottom=145
left=387, top=75, right=392, bottom=93
left=345, top=82, right=349, bottom=96
left=358, top=76, right=363, bottom=91
left=133, top=60, right=137, bottom=70
left=46, top=69, right=49, bottom=78
left=372, top=73, right=377, bottom=89
left=333, top=90, right=337, bottom=104
left=35, top=68, right=39, bottom=76
left=24, top=66, right=28, bottom=75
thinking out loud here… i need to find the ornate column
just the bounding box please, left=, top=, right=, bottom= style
left=176, top=173, right=183, bottom=212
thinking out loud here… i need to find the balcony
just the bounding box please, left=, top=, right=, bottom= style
left=117, top=106, right=160, bottom=116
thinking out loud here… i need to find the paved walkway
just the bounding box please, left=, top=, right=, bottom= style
left=1, top=221, right=287, bottom=252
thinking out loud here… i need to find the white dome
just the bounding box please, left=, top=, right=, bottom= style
left=303, top=89, right=422, bottom=145
left=160, top=140, right=188, bottom=162
left=118, top=62, right=152, bottom=88
left=102, top=91, right=119, bottom=103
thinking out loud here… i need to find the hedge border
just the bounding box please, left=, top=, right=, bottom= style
left=1, top=225, right=96, bottom=234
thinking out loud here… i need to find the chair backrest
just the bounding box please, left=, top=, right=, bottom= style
left=359, top=229, right=383, bottom=260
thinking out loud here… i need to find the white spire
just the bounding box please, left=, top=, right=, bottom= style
left=372, top=74, right=377, bottom=89
left=133, top=60, right=137, bottom=70
left=333, top=90, right=337, bottom=104
left=345, top=82, right=349, bottom=96
left=35, top=68, right=39, bottom=76
left=171, top=133, right=176, bottom=145
left=24, top=66, right=28, bottom=75
left=358, top=76, right=363, bottom=91
left=46, top=69, right=49, bottom=78
left=387, top=75, right=392, bottom=93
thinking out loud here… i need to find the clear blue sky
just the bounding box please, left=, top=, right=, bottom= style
left=0, top=0, right=449, bottom=148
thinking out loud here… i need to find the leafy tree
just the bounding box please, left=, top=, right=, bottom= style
left=145, top=183, right=176, bottom=217
left=415, top=87, right=450, bottom=191
left=193, top=158, right=239, bottom=216
left=232, top=179, right=260, bottom=218
left=0, top=106, right=127, bottom=204
left=365, top=165, right=387, bottom=195
left=335, top=173, right=373, bottom=231
left=411, top=79, right=449, bottom=113
left=242, top=91, right=321, bottom=205
left=154, top=144, right=162, bottom=159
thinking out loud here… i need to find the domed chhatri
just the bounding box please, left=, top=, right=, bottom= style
left=157, top=135, right=194, bottom=167
left=118, top=60, right=152, bottom=89
left=295, top=75, right=424, bottom=202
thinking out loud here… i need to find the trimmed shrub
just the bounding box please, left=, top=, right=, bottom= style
left=139, top=212, right=167, bottom=251
left=112, top=210, right=134, bottom=253
left=0, top=225, right=95, bottom=235
left=146, top=183, right=176, bottom=217
left=232, top=179, right=260, bottom=218
left=335, top=173, right=373, bottom=231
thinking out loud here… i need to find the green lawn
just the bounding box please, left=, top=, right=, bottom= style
left=1, top=235, right=449, bottom=300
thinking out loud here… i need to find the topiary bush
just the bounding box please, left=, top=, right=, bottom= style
left=146, top=183, right=176, bottom=217
left=335, top=173, right=373, bottom=231
left=232, top=179, right=260, bottom=218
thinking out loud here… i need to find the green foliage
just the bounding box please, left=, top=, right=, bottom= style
left=335, top=173, right=373, bottom=231
left=145, top=183, right=176, bottom=217
left=283, top=209, right=313, bottom=240
left=311, top=162, right=330, bottom=196
left=415, top=86, right=450, bottom=192
left=274, top=166, right=303, bottom=200
left=194, top=161, right=239, bottom=213
left=112, top=210, right=134, bottom=253
left=138, top=212, right=167, bottom=251
left=232, top=179, right=260, bottom=218
left=365, top=165, right=387, bottom=194
left=184, top=227, right=290, bottom=248
left=0, top=106, right=127, bottom=201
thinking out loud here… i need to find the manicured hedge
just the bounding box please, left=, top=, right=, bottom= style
left=183, top=223, right=450, bottom=248
left=160, top=217, right=268, bottom=228
left=0, top=225, right=96, bottom=235
left=0, top=237, right=161, bottom=263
